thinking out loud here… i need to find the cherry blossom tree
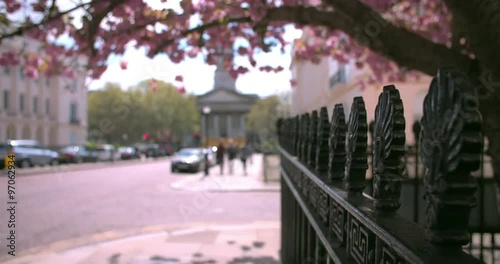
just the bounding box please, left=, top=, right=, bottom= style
left=2, top=0, right=500, bottom=187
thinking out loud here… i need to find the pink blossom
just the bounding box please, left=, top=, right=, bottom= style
left=120, top=61, right=128, bottom=70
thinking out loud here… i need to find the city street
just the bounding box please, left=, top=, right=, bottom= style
left=0, top=158, right=280, bottom=258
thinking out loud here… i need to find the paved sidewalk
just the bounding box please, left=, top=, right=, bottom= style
left=171, top=155, right=280, bottom=192
left=3, top=221, right=281, bottom=264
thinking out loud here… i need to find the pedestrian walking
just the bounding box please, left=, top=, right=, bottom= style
left=240, top=143, right=252, bottom=176
left=227, top=139, right=238, bottom=175
left=203, top=150, right=210, bottom=177
left=246, top=143, right=254, bottom=165
left=216, top=141, right=225, bottom=175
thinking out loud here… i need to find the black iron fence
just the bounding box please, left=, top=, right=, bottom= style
left=277, top=66, right=495, bottom=263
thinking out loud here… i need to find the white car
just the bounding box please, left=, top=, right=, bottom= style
left=96, top=144, right=117, bottom=162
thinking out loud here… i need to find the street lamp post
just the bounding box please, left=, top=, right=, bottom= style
left=202, top=106, right=211, bottom=147
left=202, top=106, right=211, bottom=177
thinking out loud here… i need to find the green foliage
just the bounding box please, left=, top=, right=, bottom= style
left=84, top=141, right=99, bottom=150
left=87, top=80, right=200, bottom=144
left=246, top=94, right=290, bottom=151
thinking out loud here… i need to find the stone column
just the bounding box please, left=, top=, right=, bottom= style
left=214, top=115, right=219, bottom=138
left=240, top=115, right=245, bottom=137
left=202, top=115, right=206, bottom=138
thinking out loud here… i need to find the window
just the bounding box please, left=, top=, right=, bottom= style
left=19, top=66, right=24, bottom=80
left=3, top=91, right=9, bottom=110
left=45, top=98, right=50, bottom=114
left=33, top=96, right=38, bottom=113
left=329, top=64, right=348, bottom=89
left=19, top=94, right=24, bottom=112
left=4, top=66, right=10, bottom=75
left=69, top=131, right=77, bottom=145
left=70, top=102, right=78, bottom=122
left=46, top=78, right=50, bottom=87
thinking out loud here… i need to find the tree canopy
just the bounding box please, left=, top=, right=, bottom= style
left=2, top=0, right=496, bottom=82
left=87, top=80, right=199, bottom=144
left=247, top=94, right=290, bottom=152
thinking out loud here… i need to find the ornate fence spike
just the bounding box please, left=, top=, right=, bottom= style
left=301, top=113, right=311, bottom=164
left=293, top=116, right=300, bottom=156
left=276, top=118, right=283, bottom=146
left=297, top=115, right=304, bottom=160
left=412, top=120, right=421, bottom=143
left=344, top=97, right=368, bottom=194
left=316, top=107, right=330, bottom=177
left=372, top=85, right=406, bottom=213
left=369, top=120, right=375, bottom=139
left=284, top=118, right=291, bottom=152
left=420, top=66, right=482, bottom=246
left=308, top=110, right=319, bottom=168
left=328, top=104, right=347, bottom=182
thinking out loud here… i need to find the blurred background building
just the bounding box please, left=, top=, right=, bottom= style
left=0, top=36, right=88, bottom=146
left=290, top=28, right=431, bottom=145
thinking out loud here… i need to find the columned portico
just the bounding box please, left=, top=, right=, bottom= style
left=196, top=48, right=258, bottom=146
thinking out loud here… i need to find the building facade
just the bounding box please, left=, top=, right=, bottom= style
left=0, top=37, right=88, bottom=147
left=290, top=31, right=431, bottom=145
left=197, top=52, right=259, bottom=147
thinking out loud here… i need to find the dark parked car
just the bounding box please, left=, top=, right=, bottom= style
left=118, top=147, right=140, bottom=160
left=144, top=144, right=162, bottom=157
left=59, top=145, right=99, bottom=164
left=170, top=148, right=206, bottom=173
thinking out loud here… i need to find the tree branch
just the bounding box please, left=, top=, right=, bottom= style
left=0, top=0, right=100, bottom=41
left=151, top=16, right=252, bottom=55
left=150, top=3, right=473, bottom=76
left=84, top=0, right=126, bottom=57
left=443, top=0, right=500, bottom=72
left=322, top=0, right=474, bottom=76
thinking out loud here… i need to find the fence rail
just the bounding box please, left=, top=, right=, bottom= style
left=277, top=66, right=485, bottom=263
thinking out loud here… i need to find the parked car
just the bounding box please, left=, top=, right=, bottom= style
left=58, top=145, right=99, bottom=164
left=170, top=148, right=206, bottom=173
left=144, top=144, right=161, bottom=157
left=118, top=147, right=140, bottom=160
left=6, top=139, right=59, bottom=168
left=96, top=144, right=117, bottom=162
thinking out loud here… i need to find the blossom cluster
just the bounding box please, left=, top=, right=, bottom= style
left=0, top=0, right=456, bottom=88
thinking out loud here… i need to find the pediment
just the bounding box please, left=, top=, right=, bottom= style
left=198, top=89, right=257, bottom=104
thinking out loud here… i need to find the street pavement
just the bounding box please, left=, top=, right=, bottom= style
left=0, top=155, right=281, bottom=262
left=171, top=155, right=280, bottom=192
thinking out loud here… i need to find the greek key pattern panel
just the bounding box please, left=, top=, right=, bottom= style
left=309, top=184, right=318, bottom=210
left=347, top=215, right=376, bottom=264
left=329, top=198, right=346, bottom=244
left=318, top=189, right=329, bottom=225
left=378, top=241, right=407, bottom=264
left=302, top=176, right=309, bottom=198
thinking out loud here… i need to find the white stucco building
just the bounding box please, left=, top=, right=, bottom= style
left=0, top=37, right=88, bottom=146
left=290, top=30, right=432, bottom=145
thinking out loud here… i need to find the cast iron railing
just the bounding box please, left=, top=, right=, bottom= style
left=277, top=66, right=484, bottom=263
